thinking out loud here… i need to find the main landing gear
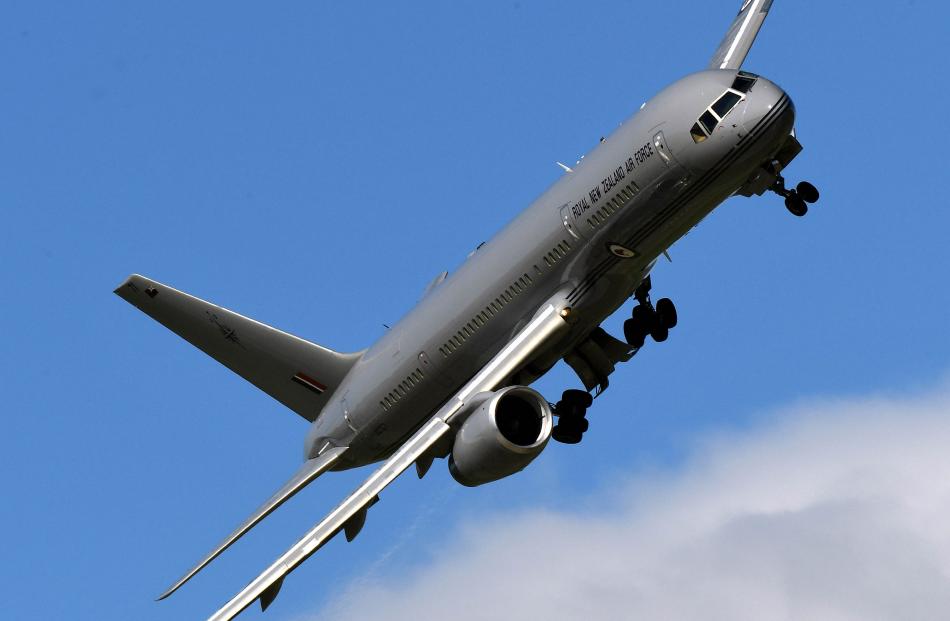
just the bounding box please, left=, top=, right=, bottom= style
left=552, top=389, right=592, bottom=444
left=770, top=173, right=820, bottom=217
left=623, top=277, right=677, bottom=349
left=553, top=278, right=677, bottom=445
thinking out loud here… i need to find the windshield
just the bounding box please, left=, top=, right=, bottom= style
left=732, top=71, right=757, bottom=93
left=712, top=91, right=743, bottom=118
left=699, top=110, right=718, bottom=134
left=690, top=87, right=748, bottom=143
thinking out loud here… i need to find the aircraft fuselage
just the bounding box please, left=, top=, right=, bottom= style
left=306, top=69, right=796, bottom=468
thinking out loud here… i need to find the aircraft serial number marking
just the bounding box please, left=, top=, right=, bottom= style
left=570, top=141, right=654, bottom=219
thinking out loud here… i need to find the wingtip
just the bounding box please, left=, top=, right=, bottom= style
left=114, top=273, right=145, bottom=297
left=155, top=581, right=181, bottom=602
left=114, top=275, right=132, bottom=296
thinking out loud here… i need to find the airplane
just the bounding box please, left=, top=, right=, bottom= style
left=115, top=1, right=818, bottom=619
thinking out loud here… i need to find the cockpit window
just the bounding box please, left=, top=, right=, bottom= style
left=712, top=91, right=743, bottom=118
left=699, top=110, right=718, bottom=134
left=690, top=84, right=749, bottom=143
left=690, top=122, right=707, bottom=143
left=732, top=71, right=757, bottom=93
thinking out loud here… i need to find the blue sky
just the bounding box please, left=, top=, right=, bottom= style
left=4, top=1, right=950, bottom=619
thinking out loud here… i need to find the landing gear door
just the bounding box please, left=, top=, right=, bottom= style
left=559, top=203, right=587, bottom=241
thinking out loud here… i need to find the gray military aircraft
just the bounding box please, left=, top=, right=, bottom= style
left=116, top=1, right=818, bottom=618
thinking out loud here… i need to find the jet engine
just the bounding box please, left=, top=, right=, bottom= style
left=448, top=386, right=553, bottom=487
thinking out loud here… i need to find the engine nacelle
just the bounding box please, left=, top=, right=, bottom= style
left=448, top=386, right=553, bottom=487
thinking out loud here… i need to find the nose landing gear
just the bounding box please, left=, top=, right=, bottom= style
left=770, top=174, right=820, bottom=217
left=622, top=276, right=677, bottom=349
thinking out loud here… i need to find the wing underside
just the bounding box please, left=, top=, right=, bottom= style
left=206, top=302, right=571, bottom=620
left=709, top=0, right=775, bottom=71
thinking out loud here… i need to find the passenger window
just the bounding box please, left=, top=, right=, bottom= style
left=699, top=110, right=718, bottom=134
left=712, top=91, right=743, bottom=118
left=690, top=122, right=708, bottom=143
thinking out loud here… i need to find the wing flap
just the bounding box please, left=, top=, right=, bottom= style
left=206, top=303, right=570, bottom=620
left=157, top=446, right=347, bottom=600
left=709, top=0, right=774, bottom=71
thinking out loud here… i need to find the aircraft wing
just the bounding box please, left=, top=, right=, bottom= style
left=206, top=302, right=571, bottom=621
left=708, top=0, right=775, bottom=71
left=157, top=446, right=347, bottom=600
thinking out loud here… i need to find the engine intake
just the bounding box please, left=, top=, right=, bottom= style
left=448, top=386, right=553, bottom=487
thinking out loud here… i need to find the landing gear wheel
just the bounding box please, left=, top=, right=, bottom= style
left=552, top=419, right=586, bottom=445
left=553, top=390, right=592, bottom=444
left=796, top=181, right=820, bottom=204
left=770, top=174, right=817, bottom=216
left=561, top=389, right=593, bottom=409
left=655, top=298, right=677, bottom=329
left=628, top=295, right=677, bottom=346
left=631, top=303, right=655, bottom=324
left=624, top=318, right=647, bottom=348
left=650, top=325, right=669, bottom=343
left=785, top=195, right=808, bottom=217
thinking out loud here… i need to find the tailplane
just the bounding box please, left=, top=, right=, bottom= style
left=115, top=274, right=361, bottom=422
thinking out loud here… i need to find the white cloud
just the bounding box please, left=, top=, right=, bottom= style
left=309, top=385, right=950, bottom=621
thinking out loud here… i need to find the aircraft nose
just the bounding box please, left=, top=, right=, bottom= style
left=740, top=77, right=795, bottom=141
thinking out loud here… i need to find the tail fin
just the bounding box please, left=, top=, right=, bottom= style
left=115, top=274, right=362, bottom=422
left=708, top=0, right=774, bottom=71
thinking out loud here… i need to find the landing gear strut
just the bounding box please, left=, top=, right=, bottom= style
left=623, top=277, right=677, bottom=349
left=770, top=173, right=820, bottom=217
left=552, top=389, right=592, bottom=444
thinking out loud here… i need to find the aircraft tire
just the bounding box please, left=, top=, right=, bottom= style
left=785, top=195, right=808, bottom=217
left=624, top=318, right=647, bottom=348
left=651, top=325, right=669, bottom=343
left=656, top=298, right=677, bottom=329
left=796, top=181, right=820, bottom=204
left=562, top=389, right=593, bottom=409
left=552, top=418, right=587, bottom=444
left=631, top=303, right=655, bottom=324
left=557, top=402, right=585, bottom=419
left=552, top=426, right=582, bottom=444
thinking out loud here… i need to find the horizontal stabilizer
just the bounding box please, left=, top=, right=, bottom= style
left=158, top=446, right=347, bottom=600
left=115, top=274, right=362, bottom=422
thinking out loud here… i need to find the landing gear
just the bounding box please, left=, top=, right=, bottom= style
left=552, top=389, right=592, bottom=444
left=796, top=181, right=819, bottom=204
left=770, top=174, right=820, bottom=217
left=623, top=277, right=677, bottom=349
left=785, top=195, right=808, bottom=217
left=624, top=305, right=651, bottom=348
